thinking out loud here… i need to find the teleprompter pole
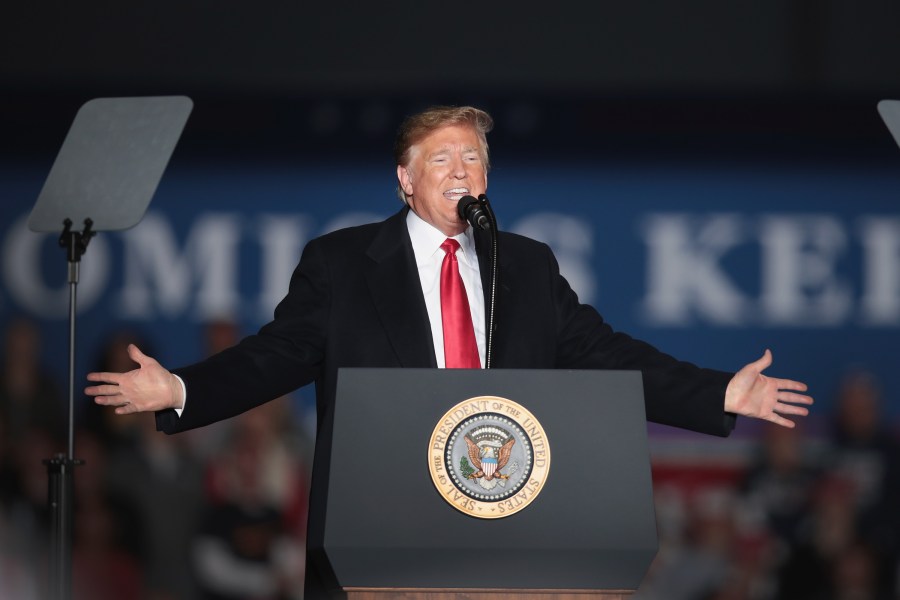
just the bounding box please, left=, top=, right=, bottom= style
left=44, top=218, right=93, bottom=600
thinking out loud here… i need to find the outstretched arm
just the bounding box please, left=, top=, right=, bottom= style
left=85, top=344, right=184, bottom=415
left=724, top=349, right=813, bottom=428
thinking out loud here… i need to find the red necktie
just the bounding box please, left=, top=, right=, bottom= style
left=440, top=238, right=481, bottom=369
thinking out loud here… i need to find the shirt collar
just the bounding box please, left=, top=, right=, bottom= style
left=406, top=209, right=477, bottom=267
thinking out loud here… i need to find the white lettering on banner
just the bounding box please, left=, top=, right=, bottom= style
left=3, top=210, right=899, bottom=327
left=118, top=212, right=241, bottom=318
left=511, top=213, right=595, bottom=304
left=639, top=213, right=900, bottom=327
left=640, top=214, right=749, bottom=325
left=759, top=215, right=852, bottom=325
left=1, top=214, right=110, bottom=318
left=859, top=217, right=900, bottom=324
left=257, top=214, right=310, bottom=318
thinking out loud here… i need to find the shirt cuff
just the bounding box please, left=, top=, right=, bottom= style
left=173, top=374, right=187, bottom=418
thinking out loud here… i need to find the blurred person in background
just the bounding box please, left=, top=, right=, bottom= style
left=190, top=318, right=310, bottom=598
left=194, top=398, right=307, bottom=600
left=104, top=410, right=205, bottom=600
left=777, top=474, right=871, bottom=599
left=739, top=424, right=822, bottom=571
left=85, top=330, right=205, bottom=600
left=0, top=317, right=65, bottom=596
left=826, top=370, right=900, bottom=598
left=70, top=430, right=142, bottom=600
left=828, top=542, right=882, bottom=600
left=635, top=487, right=744, bottom=600
left=0, top=433, right=40, bottom=600
left=0, top=317, right=65, bottom=446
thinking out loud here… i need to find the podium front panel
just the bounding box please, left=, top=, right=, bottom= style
left=313, top=369, right=657, bottom=591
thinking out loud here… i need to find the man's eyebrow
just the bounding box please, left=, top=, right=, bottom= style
left=425, top=146, right=452, bottom=159
left=426, top=145, right=480, bottom=159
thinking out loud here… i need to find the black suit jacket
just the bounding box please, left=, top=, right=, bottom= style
left=158, top=206, right=733, bottom=437
left=157, top=206, right=735, bottom=597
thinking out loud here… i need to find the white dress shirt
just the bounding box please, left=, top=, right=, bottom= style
left=406, top=209, right=486, bottom=368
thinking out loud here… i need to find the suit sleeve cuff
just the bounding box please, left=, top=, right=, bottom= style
left=724, top=411, right=737, bottom=433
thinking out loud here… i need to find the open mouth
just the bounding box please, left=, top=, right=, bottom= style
left=444, top=187, right=470, bottom=201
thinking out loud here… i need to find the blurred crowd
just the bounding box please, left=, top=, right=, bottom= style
left=638, top=370, right=900, bottom=600
left=0, top=317, right=313, bottom=600
left=1, top=315, right=898, bottom=599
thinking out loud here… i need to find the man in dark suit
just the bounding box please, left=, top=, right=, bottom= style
left=87, top=105, right=813, bottom=596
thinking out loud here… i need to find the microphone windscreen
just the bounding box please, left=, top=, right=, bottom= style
left=457, top=195, right=480, bottom=219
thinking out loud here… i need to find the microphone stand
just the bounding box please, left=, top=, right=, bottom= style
left=478, top=194, right=499, bottom=369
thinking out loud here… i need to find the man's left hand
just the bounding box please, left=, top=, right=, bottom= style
left=724, top=349, right=813, bottom=428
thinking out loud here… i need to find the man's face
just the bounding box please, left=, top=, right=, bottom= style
left=397, top=124, right=488, bottom=237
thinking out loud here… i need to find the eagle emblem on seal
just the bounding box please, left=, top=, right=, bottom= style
left=464, top=430, right=515, bottom=486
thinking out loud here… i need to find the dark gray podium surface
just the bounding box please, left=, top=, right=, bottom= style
left=312, top=369, right=657, bottom=591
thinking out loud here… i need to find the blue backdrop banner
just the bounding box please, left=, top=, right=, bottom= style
left=1, top=155, right=898, bottom=423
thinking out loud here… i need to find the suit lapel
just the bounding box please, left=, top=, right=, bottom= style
left=365, top=209, right=438, bottom=368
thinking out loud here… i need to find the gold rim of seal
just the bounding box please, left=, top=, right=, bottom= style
left=428, top=395, right=551, bottom=519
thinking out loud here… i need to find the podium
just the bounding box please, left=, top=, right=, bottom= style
left=306, top=369, right=658, bottom=599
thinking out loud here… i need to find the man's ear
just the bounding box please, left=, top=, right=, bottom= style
left=397, top=165, right=414, bottom=197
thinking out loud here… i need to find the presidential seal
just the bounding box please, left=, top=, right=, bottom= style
left=428, top=396, right=550, bottom=519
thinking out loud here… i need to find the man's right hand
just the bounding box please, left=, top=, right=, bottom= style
left=85, top=344, right=184, bottom=415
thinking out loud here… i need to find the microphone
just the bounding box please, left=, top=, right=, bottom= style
left=457, top=195, right=490, bottom=231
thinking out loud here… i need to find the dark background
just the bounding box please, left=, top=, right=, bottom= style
left=3, top=1, right=899, bottom=161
